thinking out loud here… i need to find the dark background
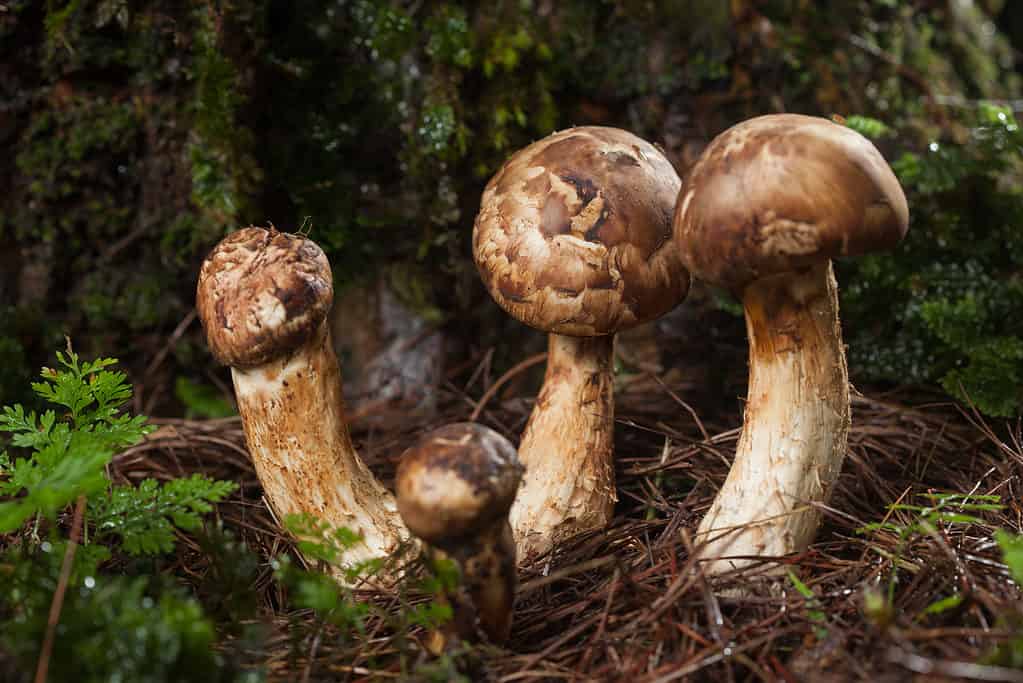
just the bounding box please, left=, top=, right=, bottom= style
left=2, top=0, right=1023, bottom=418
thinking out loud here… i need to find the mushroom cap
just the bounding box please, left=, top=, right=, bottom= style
left=674, top=114, right=909, bottom=289
left=196, top=227, right=333, bottom=368
left=473, top=126, right=691, bottom=337
left=395, top=422, right=522, bottom=547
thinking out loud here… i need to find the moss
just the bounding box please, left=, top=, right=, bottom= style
left=840, top=107, right=1023, bottom=416
left=3, top=0, right=1023, bottom=415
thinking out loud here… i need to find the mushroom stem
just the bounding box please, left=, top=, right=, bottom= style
left=232, top=322, right=408, bottom=574
left=432, top=519, right=517, bottom=645
left=510, top=333, right=615, bottom=558
left=695, top=261, right=850, bottom=574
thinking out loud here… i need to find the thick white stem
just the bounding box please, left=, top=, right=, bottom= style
left=510, top=334, right=615, bottom=558
left=231, top=323, right=409, bottom=578
left=695, top=261, right=850, bottom=575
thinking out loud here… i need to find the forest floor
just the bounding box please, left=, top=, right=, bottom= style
left=111, top=349, right=1023, bottom=682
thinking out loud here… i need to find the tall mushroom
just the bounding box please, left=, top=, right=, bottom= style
left=196, top=227, right=409, bottom=580
left=474, top=126, right=690, bottom=558
left=674, top=114, right=909, bottom=575
left=395, top=422, right=522, bottom=645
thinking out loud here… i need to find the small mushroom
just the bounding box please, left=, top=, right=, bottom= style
left=474, top=126, right=690, bottom=559
left=674, top=114, right=909, bottom=575
left=196, top=227, right=409, bottom=581
left=395, top=422, right=522, bottom=645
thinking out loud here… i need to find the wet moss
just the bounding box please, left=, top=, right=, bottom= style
left=1, top=0, right=1022, bottom=415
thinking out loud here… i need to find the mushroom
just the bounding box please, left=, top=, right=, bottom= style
left=473, top=126, right=690, bottom=558
left=395, top=422, right=522, bottom=645
left=674, top=114, right=909, bottom=575
left=196, top=227, right=409, bottom=581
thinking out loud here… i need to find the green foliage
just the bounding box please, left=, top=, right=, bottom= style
left=996, top=529, right=1023, bottom=584
left=858, top=492, right=1004, bottom=540
left=92, top=475, right=236, bottom=555
left=787, top=572, right=828, bottom=640
left=174, top=376, right=237, bottom=419
left=257, top=1, right=710, bottom=292
left=284, top=512, right=386, bottom=582
left=844, top=115, right=891, bottom=140
left=0, top=346, right=235, bottom=555
left=425, top=5, right=473, bottom=68
left=983, top=531, right=1023, bottom=668
left=921, top=593, right=965, bottom=616
left=5, top=0, right=1023, bottom=417
left=273, top=513, right=383, bottom=633
left=842, top=107, right=1023, bottom=416
left=0, top=542, right=257, bottom=683
left=11, top=95, right=139, bottom=246
left=405, top=555, right=458, bottom=631
left=0, top=346, right=249, bottom=679
left=0, top=348, right=152, bottom=530
left=275, top=512, right=472, bottom=675
left=275, top=556, right=372, bottom=633
left=857, top=491, right=1018, bottom=636
left=188, top=4, right=260, bottom=227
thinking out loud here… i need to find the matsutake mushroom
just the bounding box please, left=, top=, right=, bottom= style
left=674, top=114, right=909, bottom=575
left=196, top=227, right=409, bottom=582
left=395, top=422, right=522, bottom=645
left=474, top=126, right=690, bottom=559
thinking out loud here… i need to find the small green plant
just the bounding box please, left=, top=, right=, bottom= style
left=274, top=513, right=378, bottom=633
left=0, top=344, right=250, bottom=681
left=985, top=531, right=1023, bottom=668
left=0, top=346, right=152, bottom=531
left=275, top=512, right=477, bottom=677
left=174, top=376, right=237, bottom=419
left=787, top=571, right=828, bottom=640
left=841, top=106, right=1023, bottom=417
left=857, top=489, right=1023, bottom=659
left=859, top=492, right=1004, bottom=541
left=0, top=344, right=236, bottom=554
left=864, top=492, right=997, bottom=583
left=996, top=530, right=1023, bottom=582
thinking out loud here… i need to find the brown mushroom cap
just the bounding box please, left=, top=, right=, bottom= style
left=473, top=126, right=690, bottom=337
left=196, top=227, right=333, bottom=368
left=395, top=422, right=522, bottom=547
left=674, top=114, right=909, bottom=289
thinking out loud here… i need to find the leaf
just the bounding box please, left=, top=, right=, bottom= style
left=0, top=445, right=110, bottom=532
left=274, top=556, right=370, bottom=631
left=173, top=377, right=236, bottom=419
left=0, top=345, right=232, bottom=553
left=406, top=601, right=453, bottom=629
left=921, top=593, right=963, bottom=615
left=844, top=115, right=890, bottom=139
left=995, top=530, right=1023, bottom=585
left=788, top=571, right=828, bottom=639
left=284, top=513, right=368, bottom=567
left=91, top=475, right=237, bottom=555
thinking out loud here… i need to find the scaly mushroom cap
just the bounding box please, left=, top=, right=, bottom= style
left=473, top=126, right=690, bottom=337
left=395, top=422, right=522, bottom=547
left=196, top=227, right=333, bottom=368
left=674, top=114, right=909, bottom=289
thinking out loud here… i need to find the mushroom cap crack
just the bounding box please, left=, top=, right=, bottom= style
left=474, top=126, right=690, bottom=336
left=674, top=114, right=909, bottom=289
left=197, top=227, right=333, bottom=368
